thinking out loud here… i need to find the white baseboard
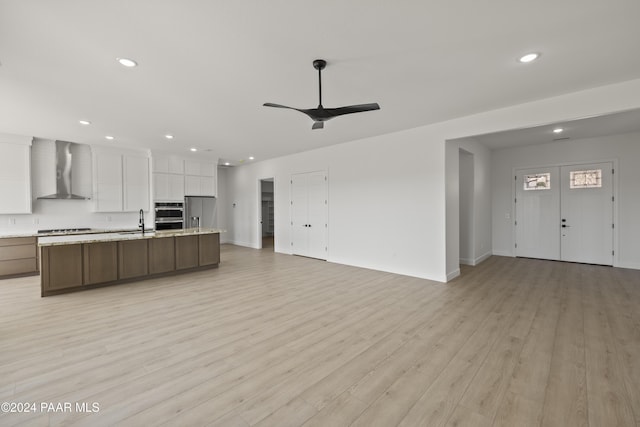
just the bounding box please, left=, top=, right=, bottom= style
left=446, top=269, right=461, bottom=281
left=459, top=258, right=474, bottom=266
left=492, top=250, right=513, bottom=257
left=615, top=261, right=640, bottom=271
left=474, top=251, right=492, bottom=265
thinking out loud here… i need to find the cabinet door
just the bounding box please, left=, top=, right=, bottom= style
left=169, top=174, right=185, bottom=201
left=153, top=156, right=169, bottom=173
left=175, top=235, right=199, bottom=269
left=200, top=176, right=215, bottom=197
left=42, top=245, right=83, bottom=291
left=83, top=242, right=118, bottom=285
left=94, top=152, right=123, bottom=212
left=168, top=156, right=184, bottom=174
left=185, top=175, right=201, bottom=196
left=0, top=142, right=31, bottom=214
left=118, top=240, right=149, bottom=279
left=184, top=159, right=201, bottom=176
left=199, top=234, right=220, bottom=266
left=149, top=237, right=176, bottom=274
left=200, top=161, right=215, bottom=177
left=153, top=173, right=169, bottom=201
left=123, top=155, right=150, bottom=212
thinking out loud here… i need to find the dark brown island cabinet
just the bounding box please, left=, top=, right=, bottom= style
left=40, top=231, right=220, bottom=296
left=0, top=236, right=39, bottom=279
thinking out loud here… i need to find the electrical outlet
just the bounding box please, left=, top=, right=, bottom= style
left=106, top=216, right=112, bottom=222
left=33, top=218, right=39, bottom=225
left=505, top=213, right=511, bottom=219
left=8, top=218, right=16, bottom=225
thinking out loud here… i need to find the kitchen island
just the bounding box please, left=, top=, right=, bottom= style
left=38, top=228, right=222, bottom=297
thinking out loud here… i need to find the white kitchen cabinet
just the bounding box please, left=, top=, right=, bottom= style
left=153, top=156, right=169, bottom=173
left=0, top=141, right=32, bottom=214
left=184, top=159, right=201, bottom=176
left=154, top=172, right=184, bottom=201
left=169, top=174, right=185, bottom=200
left=123, top=155, right=150, bottom=211
left=200, top=176, right=215, bottom=196
left=153, top=173, right=169, bottom=200
left=94, top=152, right=123, bottom=212
left=169, top=156, right=184, bottom=174
left=94, top=150, right=150, bottom=212
left=184, top=175, right=201, bottom=196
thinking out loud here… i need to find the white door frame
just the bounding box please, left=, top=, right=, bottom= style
left=257, top=177, right=275, bottom=250
left=511, top=159, right=619, bottom=266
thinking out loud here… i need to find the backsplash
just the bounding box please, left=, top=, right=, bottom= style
left=0, top=199, right=149, bottom=234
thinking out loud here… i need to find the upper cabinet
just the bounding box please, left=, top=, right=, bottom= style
left=152, top=154, right=216, bottom=201
left=93, top=148, right=150, bottom=212
left=184, top=159, right=216, bottom=197
left=0, top=135, right=32, bottom=214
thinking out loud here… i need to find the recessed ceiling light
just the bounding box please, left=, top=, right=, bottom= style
left=248, top=156, right=254, bottom=160
left=224, top=162, right=230, bottom=166
left=165, top=134, right=174, bottom=139
left=518, top=53, right=540, bottom=63
left=105, top=136, right=114, bottom=140
left=79, top=120, right=91, bottom=125
left=553, top=128, right=564, bottom=134
left=117, top=58, right=138, bottom=67
left=190, top=148, right=197, bottom=152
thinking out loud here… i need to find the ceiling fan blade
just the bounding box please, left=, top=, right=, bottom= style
left=312, top=121, right=324, bottom=130
left=263, top=102, right=296, bottom=109
left=324, top=103, right=380, bottom=118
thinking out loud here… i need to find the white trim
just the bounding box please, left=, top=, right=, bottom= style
left=459, top=258, right=474, bottom=266
left=446, top=269, right=461, bottom=281
left=513, top=159, right=619, bottom=266
left=474, top=251, right=492, bottom=265
left=492, top=250, right=514, bottom=257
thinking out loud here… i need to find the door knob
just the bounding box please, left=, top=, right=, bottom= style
left=561, top=224, right=570, bottom=228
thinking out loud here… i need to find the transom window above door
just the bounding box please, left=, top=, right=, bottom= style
left=569, top=169, right=602, bottom=189
left=523, top=173, right=551, bottom=190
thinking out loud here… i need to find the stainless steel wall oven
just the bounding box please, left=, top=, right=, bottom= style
left=154, top=202, right=184, bottom=230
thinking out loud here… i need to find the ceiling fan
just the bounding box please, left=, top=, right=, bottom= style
left=263, top=59, right=380, bottom=130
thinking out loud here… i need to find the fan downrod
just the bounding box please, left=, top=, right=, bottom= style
left=313, top=59, right=327, bottom=71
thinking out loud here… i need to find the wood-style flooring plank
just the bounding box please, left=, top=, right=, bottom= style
left=1, top=248, right=640, bottom=426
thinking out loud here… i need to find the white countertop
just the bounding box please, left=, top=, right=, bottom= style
left=38, top=228, right=223, bottom=247
left=0, top=228, right=140, bottom=239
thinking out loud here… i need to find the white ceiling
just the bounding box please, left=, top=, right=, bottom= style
left=468, top=108, right=640, bottom=150
left=1, top=1, right=639, bottom=165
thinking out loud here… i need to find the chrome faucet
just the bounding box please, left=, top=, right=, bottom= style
left=139, top=209, right=145, bottom=234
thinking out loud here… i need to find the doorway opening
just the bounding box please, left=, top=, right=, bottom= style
left=260, top=178, right=275, bottom=250
left=459, top=149, right=475, bottom=267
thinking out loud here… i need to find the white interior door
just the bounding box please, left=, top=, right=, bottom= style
left=515, top=167, right=560, bottom=260
left=560, top=163, right=613, bottom=265
left=306, top=171, right=328, bottom=259
left=291, top=174, right=309, bottom=256
left=290, top=171, right=328, bottom=260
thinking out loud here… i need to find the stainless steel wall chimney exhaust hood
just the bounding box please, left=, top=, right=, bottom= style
left=37, top=140, right=89, bottom=200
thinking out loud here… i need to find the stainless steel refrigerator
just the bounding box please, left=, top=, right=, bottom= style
left=184, top=196, right=217, bottom=229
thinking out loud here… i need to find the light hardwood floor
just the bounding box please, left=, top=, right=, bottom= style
left=1, top=244, right=639, bottom=426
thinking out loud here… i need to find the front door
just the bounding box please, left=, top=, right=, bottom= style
left=515, top=162, right=613, bottom=265
left=560, top=163, right=613, bottom=265
left=515, top=167, right=560, bottom=260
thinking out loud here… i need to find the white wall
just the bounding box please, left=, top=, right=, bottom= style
left=224, top=126, right=448, bottom=280
left=445, top=138, right=492, bottom=278
left=459, top=149, right=475, bottom=265
left=216, top=166, right=232, bottom=244
left=225, top=78, right=640, bottom=282
left=491, top=131, right=640, bottom=269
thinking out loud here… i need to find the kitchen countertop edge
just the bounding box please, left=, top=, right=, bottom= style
left=38, top=228, right=224, bottom=247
